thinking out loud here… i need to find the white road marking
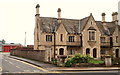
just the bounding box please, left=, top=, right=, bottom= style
left=33, top=70, right=40, bottom=72
left=4, top=59, right=8, bottom=62
left=16, top=66, right=20, bottom=68
left=6, top=57, right=61, bottom=73
left=8, top=61, right=14, bottom=65
left=24, top=70, right=30, bottom=72
left=9, top=58, right=48, bottom=72
left=0, top=67, right=2, bottom=71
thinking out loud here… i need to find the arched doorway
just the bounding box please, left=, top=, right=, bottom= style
left=115, top=49, right=119, bottom=58
left=59, top=48, right=64, bottom=55
left=93, top=48, right=97, bottom=58
left=86, top=48, right=90, bottom=55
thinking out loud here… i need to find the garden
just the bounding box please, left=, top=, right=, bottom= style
left=65, top=53, right=120, bottom=67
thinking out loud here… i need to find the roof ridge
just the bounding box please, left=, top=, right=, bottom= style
left=40, top=16, right=57, bottom=19
left=61, top=18, right=79, bottom=21
left=80, top=16, right=89, bottom=21
left=41, top=16, right=80, bottom=21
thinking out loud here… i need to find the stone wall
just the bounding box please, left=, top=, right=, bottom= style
left=10, top=49, right=47, bottom=62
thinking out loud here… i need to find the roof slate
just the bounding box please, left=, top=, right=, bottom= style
left=40, top=17, right=58, bottom=33
left=61, top=19, right=79, bottom=34
left=38, top=16, right=119, bottom=35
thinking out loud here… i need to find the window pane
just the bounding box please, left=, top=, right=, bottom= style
left=46, top=35, right=52, bottom=42
left=89, top=31, right=92, bottom=40
left=116, top=36, right=118, bottom=43
left=89, top=31, right=95, bottom=41
left=101, top=50, right=106, bottom=54
left=92, top=31, right=95, bottom=40
left=69, top=49, right=75, bottom=55
left=60, top=34, right=63, bottom=41
left=86, top=48, right=90, bottom=55
left=68, top=36, right=75, bottom=42
left=100, top=37, right=105, bottom=43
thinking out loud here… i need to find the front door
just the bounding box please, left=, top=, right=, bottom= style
left=59, top=48, right=64, bottom=55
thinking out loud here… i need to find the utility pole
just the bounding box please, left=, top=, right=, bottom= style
left=24, top=32, right=26, bottom=46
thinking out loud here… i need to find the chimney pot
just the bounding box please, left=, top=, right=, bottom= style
left=57, top=8, right=61, bottom=22
left=102, top=12, right=106, bottom=22
left=112, top=12, right=118, bottom=22
left=36, top=4, right=40, bottom=16
left=102, top=13, right=106, bottom=16
left=57, top=8, right=61, bottom=12
left=36, top=4, right=40, bottom=8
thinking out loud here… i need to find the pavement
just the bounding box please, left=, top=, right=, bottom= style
left=9, top=55, right=120, bottom=72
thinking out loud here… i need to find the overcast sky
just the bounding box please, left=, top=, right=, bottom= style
left=0, top=0, right=119, bottom=46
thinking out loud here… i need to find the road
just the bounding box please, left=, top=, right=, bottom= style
left=0, top=52, right=120, bottom=75
left=1, top=52, right=47, bottom=74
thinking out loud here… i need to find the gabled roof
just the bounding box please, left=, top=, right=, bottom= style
left=96, top=21, right=116, bottom=35
left=80, top=17, right=89, bottom=31
left=38, top=16, right=119, bottom=35
left=40, top=17, right=80, bottom=34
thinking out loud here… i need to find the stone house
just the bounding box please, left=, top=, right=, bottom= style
left=34, top=4, right=120, bottom=62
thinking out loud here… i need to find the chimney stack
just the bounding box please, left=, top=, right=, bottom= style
left=112, top=12, right=118, bottom=24
left=102, top=13, right=106, bottom=22
left=36, top=4, right=40, bottom=16
left=57, top=8, right=61, bottom=23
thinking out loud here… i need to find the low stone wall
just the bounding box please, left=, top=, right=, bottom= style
left=10, top=49, right=47, bottom=62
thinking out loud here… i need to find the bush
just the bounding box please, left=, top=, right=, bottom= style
left=65, top=53, right=93, bottom=67
left=72, top=54, right=93, bottom=63
left=51, top=58, right=57, bottom=64
left=118, top=58, right=120, bottom=65
left=65, top=59, right=71, bottom=67
left=112, top=58, right=119, bottom=65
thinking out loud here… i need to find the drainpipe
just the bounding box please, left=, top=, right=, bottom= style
left=53, top=32, right=56, bottom=59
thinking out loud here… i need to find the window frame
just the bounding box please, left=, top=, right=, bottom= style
left=100, top=50, right=106, bottom=54
left=60, top=34, right=63, bottom=42
left=116, top=36, right=118, bottom=43
left=100, top=37, right=105, bottom=43
left=69, top=49, right=75, bottom=55
left=68, top=36, right=75, bottom=42
left=46, top=35, right=52, bottom=42
left=88, top=30, right=96, bottom=41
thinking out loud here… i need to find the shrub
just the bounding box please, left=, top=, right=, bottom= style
left=51, top=58, right=57, bottom=64
left=73, top=54, right=93, bottom=63
left=112, top=58, right=119, bottom=65
left=118, top=58, right=120, bottom=65
left=65, top=59, right=71, bottom=67
left=65, top=53, right=93, bottom=67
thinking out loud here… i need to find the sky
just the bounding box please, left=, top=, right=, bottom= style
left=0, top=0, right=119, bottom=46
